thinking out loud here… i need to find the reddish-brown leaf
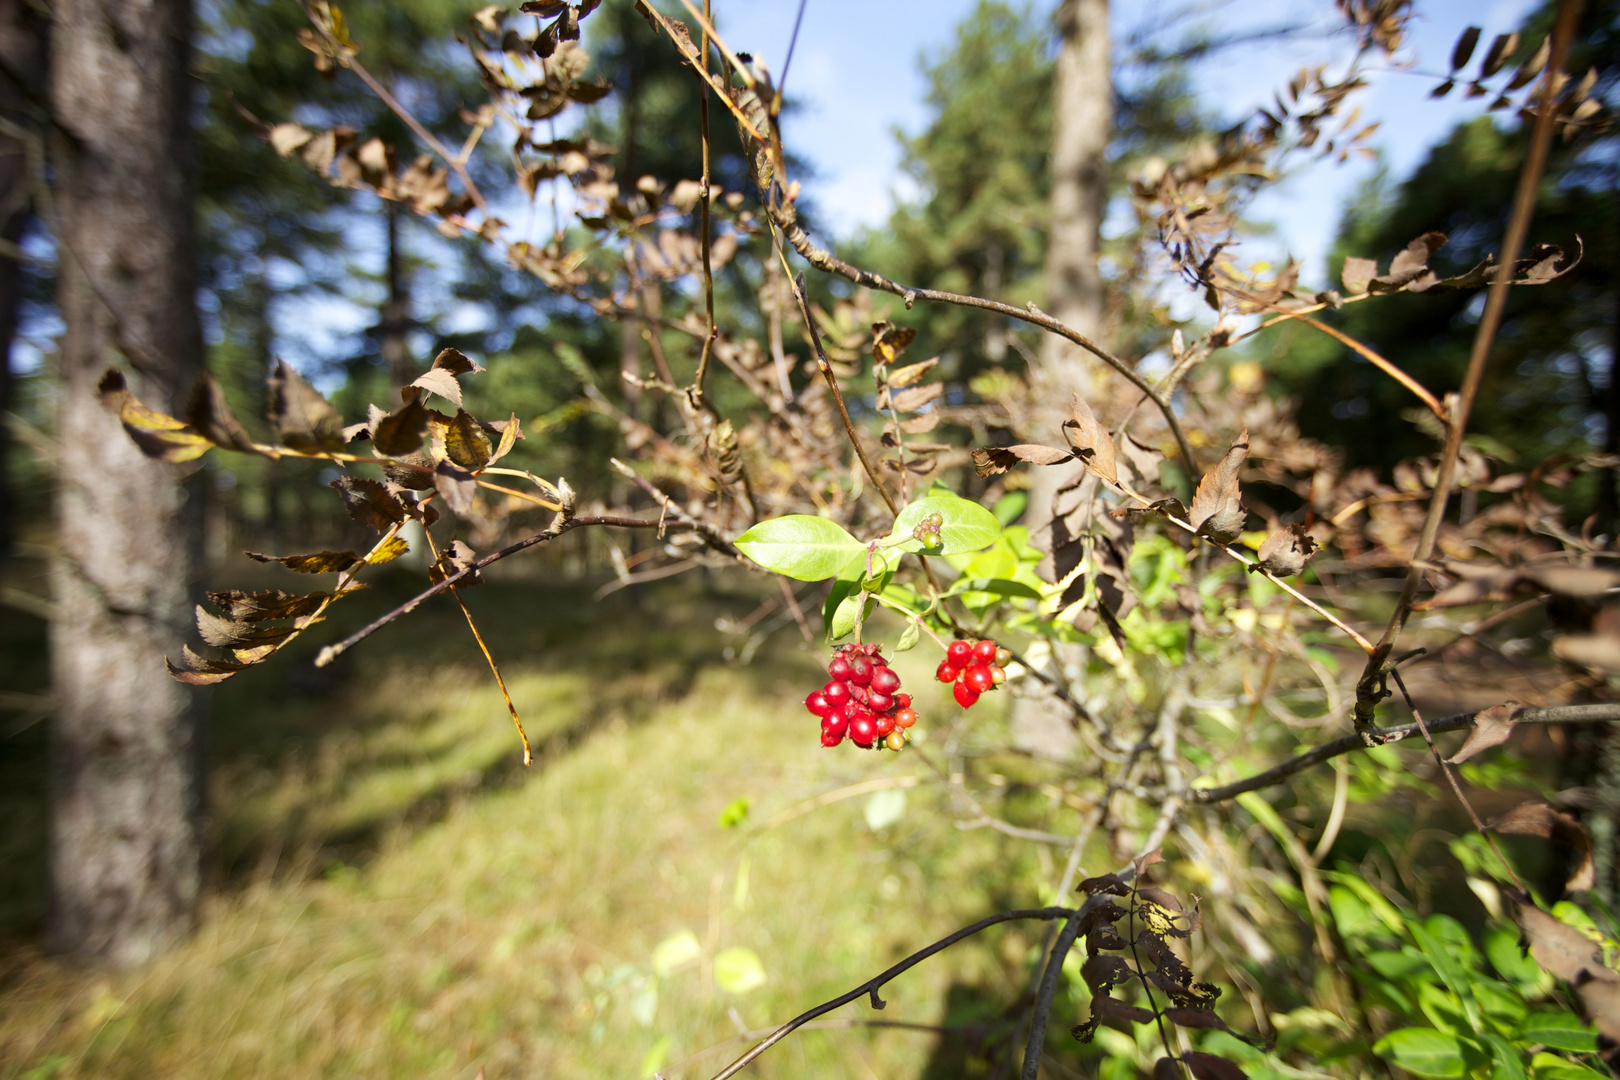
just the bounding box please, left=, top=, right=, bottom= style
left=1254, top=522, right=1318, bottom=577
left=1190, top=429, right=1248, bottom=543
left=1183, top=1051, right=1250, bottom=1080
left=245, top=550, right=361, bottom=574
left=1062, top=396, right=1118, bottom=485
left=1510, top=896, right=1620, bottom=1045
left=971, top=444, right=1073, bottom=476
left=1446, top=701, right=1522, bottom=764
left=268, top=360, right=345, bottom=453
left=186, top=372, right=255, bottom=451
left=1489, top=802, right=1594, bottom=893
left=329, top=476, right=408, bottom=531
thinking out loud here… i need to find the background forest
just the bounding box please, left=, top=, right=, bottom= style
left=0, top=1, right=1619, bottom=1079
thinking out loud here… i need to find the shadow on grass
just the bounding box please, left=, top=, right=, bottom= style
left=0, top=567, right=819, bottom=939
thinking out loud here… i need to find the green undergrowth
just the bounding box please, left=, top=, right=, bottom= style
left=0, top=573, right=1058, bottom=1080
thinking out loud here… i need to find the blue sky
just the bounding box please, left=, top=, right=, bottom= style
left=717, top=0, right=1540, bottom=283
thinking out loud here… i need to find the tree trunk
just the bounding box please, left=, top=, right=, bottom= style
left=0, top=0, right=46, bottom=560
left=1012, top=0, right=1111, bottom=760
left=49, top=0, right=205, bottom=964
left=379, top=198, right=413, bottom=387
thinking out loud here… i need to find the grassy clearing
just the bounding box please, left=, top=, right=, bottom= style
left=0, top=573, right=1082, bottom=1080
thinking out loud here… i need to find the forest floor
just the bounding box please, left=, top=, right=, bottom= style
left=0, top=570, right=1072, bottom=1080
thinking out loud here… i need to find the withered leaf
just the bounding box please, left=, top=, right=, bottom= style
left=186, top=372, right=255, bottom=451
left=1553, top=633, right=1620, bottom=674
left=901, top=411, right=940, bottom=434
left=1481, top=32, right=1518, bottom=77
left=972, top=444, right=1073, bottom=476
left=429, top=539, right=481, bottom=586
left=1090, top=995, right=1157, bottom=1025
left=1489, top=802, right=1595, bottom=892
left=1447, top=701, right=1523, bottom=764
left=434, top=462, right=478, bottom=516
left=1183, top=1051, right=1250, bottom=1080
left=1371, top=232, right=1447, bottom=292
left=166, top=648, right=246, bottom=685
left=445, top=408, right=494, bottom=468
left=1137, top=887, right=1184, bottom=913
left=890, top=382, right=943, bottom=414
left=886, top=357, right=938, bottom=389
left=1254, top=523, right=1318, bottom=577
left=206, top=589, right=332, bottom=622
left=382, top=448, right=436, bottom=490
left=195, top=607, right=296, bottom=648
left=1162, top=1008, right=1236, bottom=1034
left=1079, top=873, right=1133, bottom=896
left=330, top=476, right=407, bottom=531
left=1450, top=26, right=1481, bottom=72
left=1341, top=255, right=1377, bottom=295
left=487, top=414, right=523, bottom=465
left=1509, top=895, right=1620, bottom=1046
left=1190, top=428, right=1248, bottom=543
left=1062, top=396, right=1118, bottom=485
left=97, top=369, right=215, bottom=463
left=410, top=347, right=484, bottom=409
left=268, top=360, right=345, bottom=453
left=365, top=535, right=410, bottom=565
left=872, top=324, right=916, bottom=364
left=1154, top=1058, right=1181, bottom=1080
left=246, top=549, right=362, bottom=574
left=1082, top=954, right=1135, bottom=995
left=371, top=396, right=429, bottom=456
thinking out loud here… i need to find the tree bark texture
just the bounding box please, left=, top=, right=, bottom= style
left=49, top=0, right=205, bottom=964
left=1014, top=0, right=1112, bottom=759
left=0, top=0, right=46, bottom=560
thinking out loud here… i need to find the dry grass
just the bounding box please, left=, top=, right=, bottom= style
left=0, top=575, right=1071, bottom=1080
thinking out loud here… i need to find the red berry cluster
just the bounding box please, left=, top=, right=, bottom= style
left=936, top=638, right=1010, bottom=708
left=804, top=643, right=917, bottom=751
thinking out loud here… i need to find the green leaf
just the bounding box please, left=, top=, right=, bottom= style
left=718, top=797, right=750, bottom=828
left=1484, top=1033, right=1528, bottom=1080
left=891, top=495, right=1003, bottom=555
left=713, top=947, right=767, bottom=994
left=864, top=788, right=907, bottom=830
left=1531, top=1053, right=1609, bottom=1080
left=823, top=550, right=896, bottom=640
left=895, top=621, right=920, bottom=652
left=651, top=930, right=702, bottom=977
left=735, top=516, right=864, bottom=580
left=1520, top=1012, right=1598, bottom=1053
left=991, top=490, right=1027, bottom=525
left=1413, top=920, right=1483, bottom=1031
left=952, top=578, right=1043, bottom=602
left=1373, top=1028, right=1467, bottom=1078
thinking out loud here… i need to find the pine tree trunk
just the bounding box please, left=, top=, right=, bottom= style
left=49, top=0, right=205, bottom=964
left=0, top=0, right=46, bottom=560
left=1012, top=0, right=1111, bottom=759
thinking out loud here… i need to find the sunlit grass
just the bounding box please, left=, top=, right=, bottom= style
left=0, top=577, right=1060, bottom=1080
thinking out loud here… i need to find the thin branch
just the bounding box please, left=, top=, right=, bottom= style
left=1293, top=312, right=1445, bottom=422
left=1021, top=905, right=1088, bottom=1080
left=607, top=457, right=749, bottom=562
left=692, top=0, right=717, bottom=400
left=313, top=512, right=692, bottom=667
left=1353, top=0, right=1581, bottom=732
left=708, top=907, right=1080, bottom=1080
left=787, top=271, right=900, bottom=516
left=1190, top=702, right=1620, bottom=804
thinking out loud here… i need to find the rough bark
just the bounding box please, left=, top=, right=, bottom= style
left=1013, top=0, right=1111, bottom=759
left=378, top=199, right=413, bottom=387
left=0, top=0, right=45, bottom=560
left=49, top=0, right=205, bottom=964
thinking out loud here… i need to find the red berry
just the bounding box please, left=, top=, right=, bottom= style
left=895, top=707, right=917, bottom=728
left=867, top=691, right=894, bottom=713
left=823, top=711, right=849, bottom=738
left=828, top=656, right=853, bottom=682
left=946, top=640, right=973, bottom=666
left=972, top=639, right=998, bottom=663
left=823, top=680, right=851, bottom=707
left=822, top=729, right=844, bottom=747
left=964, top=664, right=994, bottom=693
left=848, top=683, right=870, bottom=705
left=848, top=657, right=874, bottom=685
left=870, top=667, right=901, bottom=695
left=806, top=690, right=832, bottom=717
left=953, top=680, right=981, bottom=708
left=870, top=652, right=888, bottom=667
left=874, top=712, right=896, bottom=737
left=936, top=660, right=960, bottom=683
left=849, top=713, right=878, bottom=747
left=885, top=731, right=907, bottom=751
left=894, top=693, right=911, bottom=710
left=842, top=701, right=866, bottom=725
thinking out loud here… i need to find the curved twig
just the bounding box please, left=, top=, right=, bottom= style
left=708, top=907, right=1080, bottom=1080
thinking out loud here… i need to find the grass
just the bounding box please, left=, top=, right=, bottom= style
left=0, top=569, right=1081, bottom=1080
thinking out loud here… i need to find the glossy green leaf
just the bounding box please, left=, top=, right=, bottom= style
left=1531, top=1052, right=1609, bottom=1080
left=735, top=516, right=864, bottom=580
left=1521, top=1012, right=1598, bottom=1053
left=713, top=947, right=767, bottom=994
left=1483, top=1033, right=1528, bottom=1080
left=891, top=495, right=1002, bottom=555
left=1373, top=1028, right=1467, bottom=1078
left=1413, top=920, right=1483, bottom=1031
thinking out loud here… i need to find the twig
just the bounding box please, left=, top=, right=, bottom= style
left=707, top=907, right=1080, bottom=1080
left=1020, top=905, right=1088, bottom=1080
left=607, top=457, right=747, bottom=562
left=313, top=512, right=695, bottom=667
left=787, top=271, right=899, bottom=516
left=691, top=0, right=717, bottom=400
left=1294, top=312, right=1445, bottom=422
left=1388, top=669, right=1530, bottom=894
left=1352, top=0, right=1581, bottom=732
left=1190, top=703, right=1620, bottom=804
left=777, top=576, right=815, bottom=644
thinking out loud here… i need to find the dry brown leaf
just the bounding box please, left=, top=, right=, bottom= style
left=1254, top=523, right=1318, bottom=577
left=1489, top=802, right=1594, bottom=893
left=1061, top=396, right=1117, bottom=484
left=1446, top=701, right=1522, bottom=764
left=1190, top=428, right=1248, bottom=542
left=971, top=444, right=1074, bottom=477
